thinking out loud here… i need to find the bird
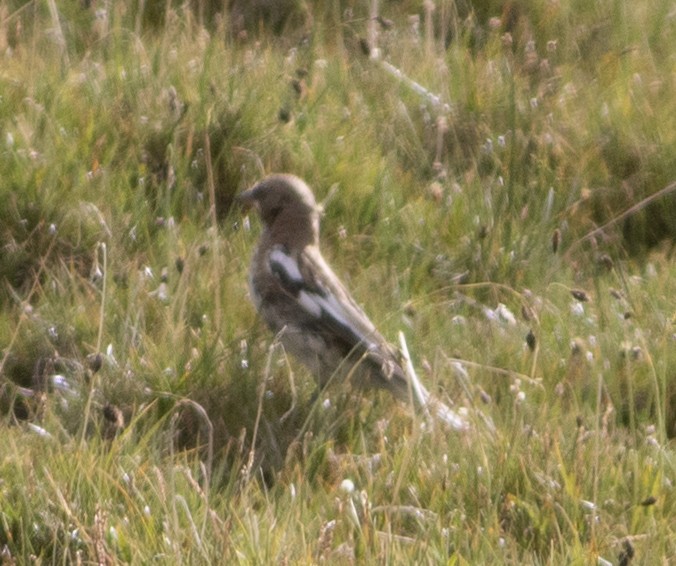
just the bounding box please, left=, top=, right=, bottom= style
left=239, top=174, right=467, bottom=430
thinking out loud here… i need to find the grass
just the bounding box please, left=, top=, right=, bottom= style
left=0, top=0, right=674, bottom=563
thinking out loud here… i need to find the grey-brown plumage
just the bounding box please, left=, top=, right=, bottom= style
left=240, top=174, right=467, bottom=429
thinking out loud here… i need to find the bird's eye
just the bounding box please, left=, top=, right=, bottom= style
left=266, top=205, right=283, bottom=223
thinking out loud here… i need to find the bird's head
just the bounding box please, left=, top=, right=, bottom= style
left=239, top=174, right=322, bottom=247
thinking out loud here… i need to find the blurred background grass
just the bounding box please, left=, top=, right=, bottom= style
left=0, top=0, right=674, bottom=563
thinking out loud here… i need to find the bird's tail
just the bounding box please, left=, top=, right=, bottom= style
left=397, top=332, right=469, bottom=431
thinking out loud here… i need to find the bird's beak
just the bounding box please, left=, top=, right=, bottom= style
left=236, top=186, right=258, bottom=210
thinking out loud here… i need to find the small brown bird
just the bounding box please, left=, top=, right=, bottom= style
left=240, top=174, right=466, bottom=429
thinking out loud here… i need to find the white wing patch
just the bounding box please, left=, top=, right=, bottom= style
left=298, top=290, right=322, bottom=317
left=269, top=247, right=303, bottom=283
left=311, top=291, right=353, bottom=331
left=268, top=246, right=377, bottom=349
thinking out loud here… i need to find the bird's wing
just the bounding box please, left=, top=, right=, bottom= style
left=266, top=245, right=471, bottom=430
left=267, top=245, right=386, bottom=358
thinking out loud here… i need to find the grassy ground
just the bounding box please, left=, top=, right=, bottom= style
left=0, top=1, right=674, bottom=563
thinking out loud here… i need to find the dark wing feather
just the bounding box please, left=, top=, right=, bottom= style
left=267, top=245, right=392, bottom=361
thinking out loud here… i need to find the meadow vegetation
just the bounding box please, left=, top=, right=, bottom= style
left=0, top=0, right=674, bottom=563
